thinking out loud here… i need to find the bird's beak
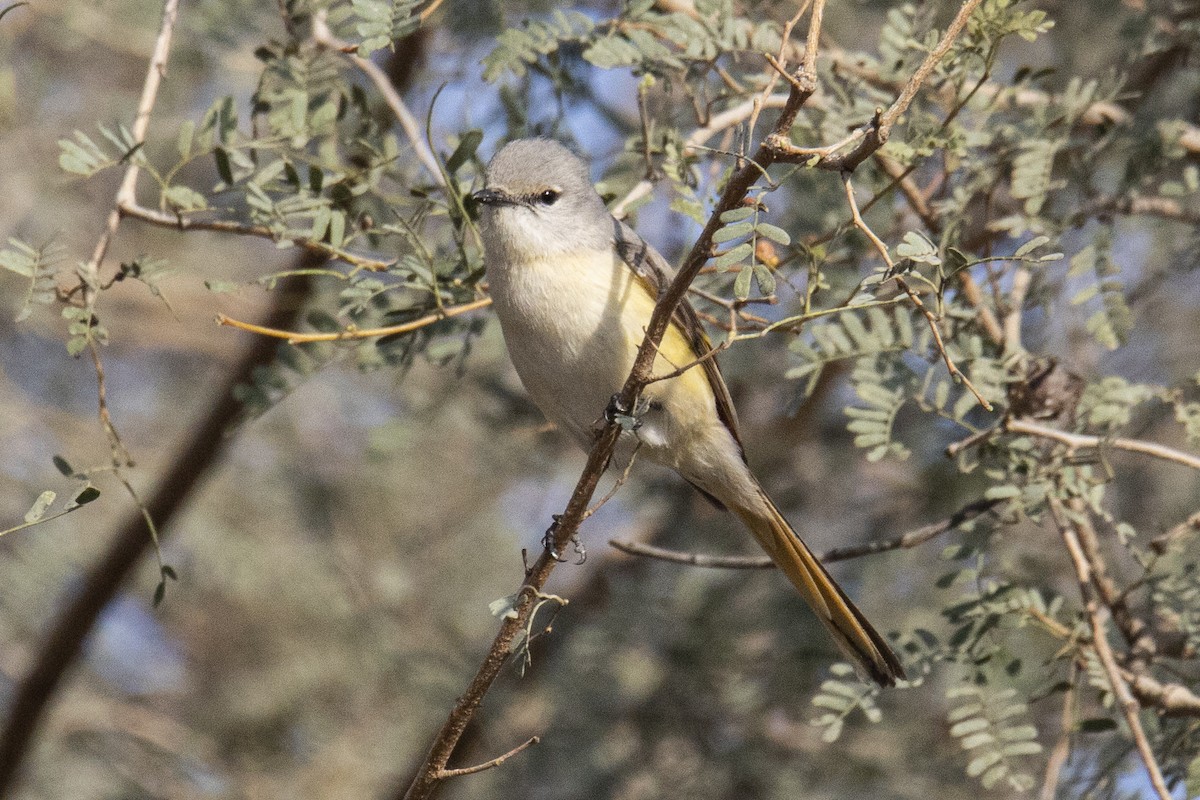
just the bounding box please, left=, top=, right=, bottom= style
left=472, top=188, right=512, bottom=206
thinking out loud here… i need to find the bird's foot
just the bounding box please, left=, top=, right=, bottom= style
left=542, top=515, right=586, bottom=564
left=604, top=393, right=650, bottom=432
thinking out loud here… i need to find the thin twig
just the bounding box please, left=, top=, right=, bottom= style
left=1040, top=661, right=1076, bottom=800
left=768, top=0, right=985, bottom=173
left=1003, top=264, right=1032, bottom=355
left=583, top=442, right=641, bottom=521
left=216, top=297, right=491, bottom=344
left=610, top=94, right=792, bottom=219
left=841, top=173, right=993, bottom=411
left=1051, top=499, right=1172, bottom=800
left=610, top=497, right=999, bottom=568
left=311, top=12, right=444, bottom=188
left=874, top=153, right=1004, bottom=345
left=1006, top=417, right=1200, bottom=472
left=436, top=736, right=540, bottom=779
left=73, top=0, right=180, bottom=471
left=118, top=201, right=394, bottom=271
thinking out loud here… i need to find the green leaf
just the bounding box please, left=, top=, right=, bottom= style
left=719, top=207, right=755, bottom=223
left=733, top=265, right=752, bottom=299
left=176, top=120, right=195, bottom=159
left=713, top=242, right=752, bottom=269
left=214, top=147, right=234, bottom=185
left=1014, top=235, right=1050, bottom=258
left=755, top=222, right=791, bottom=245
left=712, top=221, right=754, bottom=243
left=164, top=185, right=208, bottom=212
left=896, top=231, right=940, bottom=265
left=445, top=130, right=483, bottom=175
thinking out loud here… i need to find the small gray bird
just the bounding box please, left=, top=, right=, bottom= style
left=474, top=138, right=904, bottom=686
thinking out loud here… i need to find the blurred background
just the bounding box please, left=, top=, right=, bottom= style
left=1, top=1, right=1198, bottom=798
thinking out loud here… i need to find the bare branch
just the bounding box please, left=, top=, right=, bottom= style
left=1006, top=418, right=1200, bottom=473
left=437, top=736, right=540, bottom=779
left=1051, top=499, right=1172, bottom=800
left=610, top=497, right=1000, bottom=568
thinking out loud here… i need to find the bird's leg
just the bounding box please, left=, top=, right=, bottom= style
left=602, top=393, right=650, bottom=433
left=542, top=515, right=588, bottom=565
left=542, top=515, right=568, bottom=561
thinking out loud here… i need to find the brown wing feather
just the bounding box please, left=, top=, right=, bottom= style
left=611, top=218, right=744, bottom=455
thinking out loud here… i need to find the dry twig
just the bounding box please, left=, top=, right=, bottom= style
left=610, top=497, right=999, bottom=568
left=216, top=297, right=491, bottom=344
left=1050, top=499, right=1173, bottom=800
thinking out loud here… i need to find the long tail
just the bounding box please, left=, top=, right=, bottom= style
left=733, top=488, right=905, bottom=687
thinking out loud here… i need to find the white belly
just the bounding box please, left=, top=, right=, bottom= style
left=489, top=250, right=640, bottom=444
left=486, top=249, right=762, bottom=507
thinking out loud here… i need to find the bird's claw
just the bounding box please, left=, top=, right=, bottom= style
left=604, top=394, right=650, bottom=432
left=542, top=515, right=586, bottom=564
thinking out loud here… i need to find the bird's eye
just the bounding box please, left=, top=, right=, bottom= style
left=538, top=189, right=560, bottom=205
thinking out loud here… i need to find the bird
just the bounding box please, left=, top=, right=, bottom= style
left=473, top=138, right=904, bottom=687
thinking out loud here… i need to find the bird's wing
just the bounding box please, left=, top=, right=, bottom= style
left=611, top=218, right=744, bottom=454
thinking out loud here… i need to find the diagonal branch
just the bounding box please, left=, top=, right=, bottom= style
left=1049, top=499, right=1172, bottom=800
left=768, top=0, right=984, bottom=173
left=398, top=2, right=984, bottom=795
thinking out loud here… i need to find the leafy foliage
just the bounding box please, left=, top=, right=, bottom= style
left=0, top=238, right=65, bottom=322
left=6, top=0, right=1200, bottom=797
left=947, top=685, right=1042, bottom=792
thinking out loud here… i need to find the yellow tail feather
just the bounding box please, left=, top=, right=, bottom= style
left=734, top=490, right=905, bottom=687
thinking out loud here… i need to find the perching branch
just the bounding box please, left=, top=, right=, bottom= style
left=399, top=2, right=985, bottom=795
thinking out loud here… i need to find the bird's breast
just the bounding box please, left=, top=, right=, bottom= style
left=488, top=249, right=643, bottom=441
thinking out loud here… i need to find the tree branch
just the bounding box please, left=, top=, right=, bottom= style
left=398, top=2, right=986, bottom=794
left=1050, top=498, right=1172, bottom=800
left=215, top=296, right=491, bottom=344
left=1005, top=418, right=1200, bottom=473
left=609, top=497, right=999, bottom=568
left=0, top=271, right=314, bottom=799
